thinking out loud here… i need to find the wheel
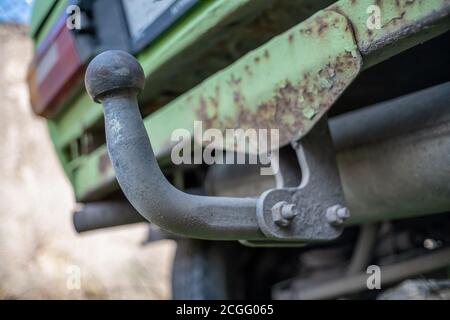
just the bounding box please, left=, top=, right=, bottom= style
left=171, top=239, right=243, bottom=299
left=171, top=239, right=298, bottom=299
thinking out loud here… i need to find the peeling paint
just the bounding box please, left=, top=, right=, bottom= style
left=180, top=10, right=363, bottom=150
left=98, top=152, right=111, bottom=174
left=330, top=0, right=450, bottom=56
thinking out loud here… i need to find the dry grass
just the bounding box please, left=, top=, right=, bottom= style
left=0, top=24, right=175, bottom=300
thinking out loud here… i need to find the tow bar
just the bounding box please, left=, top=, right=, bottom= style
left=85, top=50, right=348, bottom=242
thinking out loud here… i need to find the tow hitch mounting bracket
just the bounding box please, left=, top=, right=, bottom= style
left=256, top=118, right=347, bottom=241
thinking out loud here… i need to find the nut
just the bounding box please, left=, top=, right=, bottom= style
left=326, top=205, right=350, bottom=227
left=272, top=201, right=299, bottom=227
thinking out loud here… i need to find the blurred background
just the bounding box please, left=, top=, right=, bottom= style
left=0, top=0, right=174, bottom=299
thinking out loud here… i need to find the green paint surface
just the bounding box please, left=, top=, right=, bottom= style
left=29, top=0, right=58, bottom=37
left=32, top=0, right=450, bottom=200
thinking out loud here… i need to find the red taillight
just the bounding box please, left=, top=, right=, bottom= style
left=27, top=16, right=84, bottom=118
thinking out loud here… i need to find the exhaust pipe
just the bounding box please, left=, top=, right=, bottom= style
left=332, top=81, right=450, bottom=225
left=73, top=201, right=146, bottom=233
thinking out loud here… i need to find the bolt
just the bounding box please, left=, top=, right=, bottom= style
left=272, top=201, right=299, bottom=227
left=326, top=205, right=350, bottom=227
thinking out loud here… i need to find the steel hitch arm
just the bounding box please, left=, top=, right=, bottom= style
left=85, top=50, right=348, bottom=242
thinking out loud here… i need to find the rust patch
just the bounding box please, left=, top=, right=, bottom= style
left=244, top=65, right=252, bottom=76
left=229, top=74, right=242, bottom=86
left=195, top=51, right=361, bottom=147
left=179, top=10, right=364, bottom=151
left=98, top=152, right=111, bottom=174
left=288, top=33, right=294, bottom=43
left=312, top=14, right=332, bottom=36
left=299, top=27, right=313, bottom=35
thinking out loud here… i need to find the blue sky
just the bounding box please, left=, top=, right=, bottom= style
left=0, top=0, right=33, bottom=24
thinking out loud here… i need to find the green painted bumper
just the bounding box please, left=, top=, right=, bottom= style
left=38, top=0, right=450, bottom=201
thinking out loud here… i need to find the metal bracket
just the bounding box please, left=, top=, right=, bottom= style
left=256, top=117, right=348, bottom=242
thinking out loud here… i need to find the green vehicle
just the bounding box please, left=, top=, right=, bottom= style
left=28, top=0, right=450, bottom=299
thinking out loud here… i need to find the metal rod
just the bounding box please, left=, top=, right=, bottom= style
left=347, top=224, right=379, bottom=275
left=293, top=247, right=450, bottom=300
left=73, top=201, right=146, bottom=233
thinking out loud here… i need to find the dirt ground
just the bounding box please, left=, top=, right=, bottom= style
left=0, top=23, right=175, bottom=299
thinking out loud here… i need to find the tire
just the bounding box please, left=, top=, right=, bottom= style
left=171, top=239, right=242, bottom=299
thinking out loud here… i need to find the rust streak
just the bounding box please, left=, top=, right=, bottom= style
left=195, top=51, right=360, bottom=147
left=98, top=152, right=111, bottom=174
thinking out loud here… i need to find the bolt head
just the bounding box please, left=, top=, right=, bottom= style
left=326, top=205, right=350, bottom=227
left=272, top=201, right=298, bottom=227
left=336, top=207, right=350, bottom=219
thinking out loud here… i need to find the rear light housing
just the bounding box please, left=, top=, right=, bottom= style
left=27, top=15, right=84, bottom=117
left=27, top=0, right=198, bottom=118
